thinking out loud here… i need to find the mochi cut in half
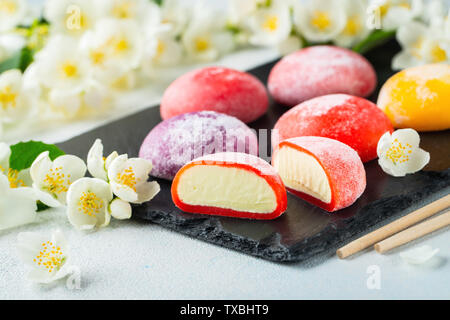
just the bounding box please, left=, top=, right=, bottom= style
left=272, top=137, right=366, bottom=212
left=171, top=153, right=287, bottom=220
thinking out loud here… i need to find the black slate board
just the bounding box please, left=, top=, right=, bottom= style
left=58, top=40, right=450, bottom=263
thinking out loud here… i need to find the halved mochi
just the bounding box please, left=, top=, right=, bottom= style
left=272, top=137, right=366, bottom=212
left=171, top=152, right=287, bottom=220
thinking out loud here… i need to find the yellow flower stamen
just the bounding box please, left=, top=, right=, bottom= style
left=0, top=0, right=17, bottom=14
left=112, top=1, right=133, bottom=19
left=61, top=62, right=78, bottom=78
left=343, top=16, right=361, bottom=36
left=115, top=38, right=128, bottom=52
left=116, top=166, right=138, bottom=191
left=385, top=138, right=413, bottom=165
left=79, top=191, right=104, bottom=217
left=379, top=3, right=390, bottom=17
left=431, top=44, right=447, bottom=63
left=311, top=11, right=331, bottom=31
left=262, top=15, right=279, bottom=32
left=195, top=37, right=210, bottom=52
left=0, top=165, right=25, bottom=188
left=34, top=241, right=64, bottom=273
left=90, top=49, right=106, bottom=65
left=44, top=167, right=70, bottom=194
left=156, top=39, right=165, bottom=57
left=411, top=38, right=424, bottom=59
left=0, top=86, right=18, bottom=110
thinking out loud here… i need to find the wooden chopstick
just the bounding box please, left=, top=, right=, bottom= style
left=374, top=210, right=450, bottom=254
left=336, top=194, right=450, bottom=259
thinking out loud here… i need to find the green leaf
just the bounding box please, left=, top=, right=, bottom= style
left=151, top=0, right=163, bottom=6
left=9, top=141, right=65, bottom=172
left=37, top=201, right=50, bottom=212
left=0, top=46, right=35, bottom=73
left=18, top=47, right=34, bottom=71
left=352, top=29, right=396, bottom=55
left=0, top=51, right=22, bottom=73
left=225, top=23, right=241, bottom=35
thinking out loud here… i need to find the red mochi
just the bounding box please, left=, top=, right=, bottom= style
left=172, top=153, right=287, bottom=220
left=268, top=46, right=377, bottom=106
left=161, top=66, right=269, bottom=123
left=272, top=137, right=366, bottom=212
left=272, top=94, right=394, bottom=162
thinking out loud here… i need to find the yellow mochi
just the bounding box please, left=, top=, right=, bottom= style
left=377, top=64, right=450, bottom=132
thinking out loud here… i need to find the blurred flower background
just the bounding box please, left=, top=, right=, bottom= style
left=0, top=0, right=448, bottom=142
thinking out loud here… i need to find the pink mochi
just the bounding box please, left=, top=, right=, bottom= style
left=160, top=66, right=269, bottom=123
left=139, top=111, right=258, bottom=180
left=268, top=46, right=377, bottom=107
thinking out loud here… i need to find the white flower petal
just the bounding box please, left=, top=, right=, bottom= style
left=0, top=69, right=30, bottom=123
left=400, top=245, right=439, bottom=265
left=0, top=0, right=28, bottom=32
left=17, top=232, right=49, bottom=252
left=31, top=154, right=86, bottom=206
left=127, top=158, right=152, bottom=178
left=0, top=142, right=11, bottom=170
left=32, top=186, right=62, bottom=208
left=105, top=151, right=118, bottom=170
left=110, top=181, right=139, bottom=203
left=396, top=21, right=427, bottom=47
left=333, top=0, right=370, bottom=48
left=66, top=177, right=113, bottom=230
left=294, top=0, right=346, bottom=43
left=400, top=148, right=430, bottom=174
left=34, top=35, right=90, bottom=92
left=30, top=152, right=53, bottom=188
left=16, top=168, right=32, bottom=187
left=383, top=7, right=415, bottom=30
left=17, top=229, right=70, bottom=284
left=16, top=243, right=41, bottom=266
left=0, top=187, right=37, bottom=231
left=248, top=3, right=292, bottom=47
left=87, top=139, right=108, bottom=181
left=136, top=181, right=160, bottom=204
left=48, top=88, right=82, bottom=118
left=108, top=155, right=157, bottom=204
left=391, top=128, right=421, bottom=149
left=377, top=128, right=430, bottom=177
left=110, top=198, right=132, bottom=220
left=0, top=171, right=10, bottom=190
left=392, top=50, right=422, bottom=70
left=277, top=36, right=302, bottom=56
left=376, top=131, right=393, bottom=156
left=107, top=154, right=127, bottom=178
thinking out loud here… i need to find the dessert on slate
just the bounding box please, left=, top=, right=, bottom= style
left=268, top=46, right=377, bottom=107
left=160, top=66, right=269, bottom=123
left=272, top=137, right=366, bottom=212
left=139, top=111, right=258, bottom=180
left=171, top=152, right=287, bottom=220
left=272, top=94, right=393, bottom=162
left=377, top=63, right=450, bottom=132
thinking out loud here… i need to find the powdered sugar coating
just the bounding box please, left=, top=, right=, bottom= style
left=280, top=136, right=366, bottom=211
left=161, top=66, right=269, bottom=123
left=268, top=46, right=377, bottom=106
left=139, top=111, right=258, bottom=180
left=272, top=94, right=393, bottom=162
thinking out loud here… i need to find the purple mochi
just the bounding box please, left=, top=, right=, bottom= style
left=139, top=111, right=259, bottom=180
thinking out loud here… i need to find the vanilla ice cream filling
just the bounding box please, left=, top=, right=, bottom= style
left=274, top=146, right=332, bottom=204
left=176, top=165, right=277, bottom=213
